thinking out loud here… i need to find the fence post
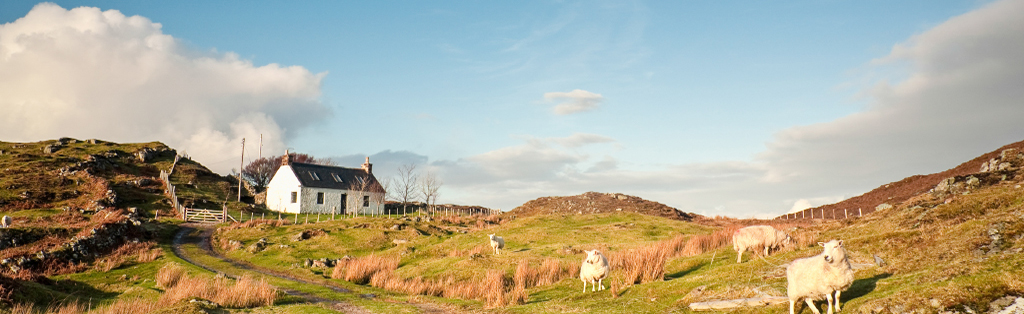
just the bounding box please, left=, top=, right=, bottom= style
left=859, top=208, right=862, bottom=216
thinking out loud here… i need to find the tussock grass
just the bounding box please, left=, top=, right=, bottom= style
left=156, top=262, right=185, bottom=288
left=158, top=274, right=276, bottom=307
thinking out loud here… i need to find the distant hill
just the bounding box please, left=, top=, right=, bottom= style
left=510, top=191, right=701, bottom=221
left=782, top=139, right=1024, bottom=219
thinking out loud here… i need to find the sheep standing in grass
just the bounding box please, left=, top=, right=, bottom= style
left=786, top=240, right=854, bottom=314
left=1, top=216, right=10, bottom=228
left=733, top=225, right=792, bottom=263
left=579, top=249, right=609, bottom=293
left=488, top=234, right=505, bottom=255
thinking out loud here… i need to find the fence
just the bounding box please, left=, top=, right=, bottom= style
left=159, top=155, right=184, bottom=219
left=776, top=207, right=865, bottom=220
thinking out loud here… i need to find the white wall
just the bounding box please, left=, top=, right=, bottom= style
left=266, top=165, right=302, bottom=213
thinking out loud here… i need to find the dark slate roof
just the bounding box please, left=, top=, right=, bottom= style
left=288, top=162, right=385, bottom=193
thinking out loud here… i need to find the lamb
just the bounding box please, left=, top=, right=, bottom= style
left=1, top=216, right=10, bottom=228
left=733, top=225, right=792, bottom=263
left=579, top=249, right=609, bottom=293
left=488, top=234, right=505, bottom=255
left=786, top=240, right=854, bottom=314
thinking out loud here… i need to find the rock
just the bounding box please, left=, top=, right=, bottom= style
left=42, top=144, right=61, bottom=154
left=875, top=203, right=893, bottom=212
left=312, top=260, right=328, bottom=268
left=873, top=254, right=887, bottom=267
left=998, top=162, right=1013, bottom=171
left=392, top=239, right=409, bottom=245
left=291, top=232, right=307, bottom=242
left=991, top=296, right=1024, bottom=314
left=303, top=258, right=313, bottom=268
left=390, top=224, right=404, bottom=231
left=966, top=176, right=981, bottom=189
left=135, top=148, right=156, bottom=162
left=86, top=139, right=99, bottom=144
left=246, top=238, right=268, bottom=253
left=360, top=293, right=376, bottom=299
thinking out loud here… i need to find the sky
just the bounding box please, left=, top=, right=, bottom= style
left=2, top=0, right=1023, bottom=218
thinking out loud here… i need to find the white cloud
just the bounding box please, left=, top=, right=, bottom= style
left=0, top=3, right=329, bottom=173
left=543, top=89, right=603, bottom=115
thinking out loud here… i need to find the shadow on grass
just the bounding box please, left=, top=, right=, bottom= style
left=665, top=262, right=704, bottom=280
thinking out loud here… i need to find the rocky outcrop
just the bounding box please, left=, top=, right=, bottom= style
left=0, top=210, right=146, bottom=274
left=510, top=192, right=700, bottom=221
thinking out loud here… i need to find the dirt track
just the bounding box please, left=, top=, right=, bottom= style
left=171, top=223, right=372, bottom=314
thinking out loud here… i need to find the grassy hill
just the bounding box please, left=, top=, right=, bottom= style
left=1, top=137, right=1023, bottom=313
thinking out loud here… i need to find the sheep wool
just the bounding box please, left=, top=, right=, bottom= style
left=488, top=234, right=505, bottom=255
left=1, top=216, right=10, bottom=228
left=786, top=240, right=854, bottom=314
left=579, top=249, right=609, bottom=293
left=733, top=225, right=792, bottom=263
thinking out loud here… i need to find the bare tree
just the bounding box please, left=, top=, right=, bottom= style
left=393, top=164, right=419, bottom=216
left=419, top=171, right=442, bottom=216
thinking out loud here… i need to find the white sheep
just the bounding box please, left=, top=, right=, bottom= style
left=786, top=240, right=854, bottom=314
left=1, top=216, right=10, bottom=228
left=733, top=225, right=792, bottom=263
left=579, top=249, right=609, bottom=293
left=488, top=234, right=505, bottom=255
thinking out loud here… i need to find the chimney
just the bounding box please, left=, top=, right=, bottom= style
left=282, top=150, right=290, bottom=166
left=361, top=156, right=372, bottom=174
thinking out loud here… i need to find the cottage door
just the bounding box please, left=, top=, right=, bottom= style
left=339, top=194, right=347, bottom=215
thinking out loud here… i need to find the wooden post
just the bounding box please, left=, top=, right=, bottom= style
left=238, top=138, right=244, bottom=202
left=844, top=209, right=848, bottom=219
left=294, top=213, right=298, bottom=224
left=305, top=214, right=308, bottom=224
left=859, top=208, right=862, bottom=216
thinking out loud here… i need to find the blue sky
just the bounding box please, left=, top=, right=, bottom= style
left=3, top=0, right=1023, bottom=217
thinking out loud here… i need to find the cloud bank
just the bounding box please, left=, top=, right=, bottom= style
left=0, top=3, right=329, bottom=173
left=544, top=89, right=603, bottom=115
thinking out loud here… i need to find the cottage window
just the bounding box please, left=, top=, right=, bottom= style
left=317, top=192, right=324, bottom=204
left=332, top=173, right=342, bottom=182
left=290, top=192, right=297, bottom=203
left=363, top=195, right=370, bottom=207
left=310, top=172, right=320, bottom=180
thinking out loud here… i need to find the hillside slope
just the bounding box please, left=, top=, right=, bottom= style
left=510, top=191, right=700, bottom=221
left=785, top=139, right=1024, bottom=219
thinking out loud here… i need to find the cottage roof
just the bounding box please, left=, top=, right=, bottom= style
left=288, top=162, right=385, bottom=193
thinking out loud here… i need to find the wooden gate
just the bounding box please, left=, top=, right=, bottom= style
left=184, top=208, right=225, bottom=223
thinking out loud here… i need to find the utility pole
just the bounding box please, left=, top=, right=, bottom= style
left=258, top=134, right=262, bottom=161
left=238, top=138, right=245, bottom=202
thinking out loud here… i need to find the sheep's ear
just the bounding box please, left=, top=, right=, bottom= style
left=818, top=242, right=825, bottom=247
left=837, top=240, right=843, bottom=247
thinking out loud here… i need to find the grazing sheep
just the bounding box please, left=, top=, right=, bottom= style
left=579, top=249, right=609, bottom=293
left=786, top=240, right=854, bottom=314
left=1, top=216, right=10, bottom=228
left=733, top=225, right=792, bottom=263
left=488, top=234, right=505, bottom=255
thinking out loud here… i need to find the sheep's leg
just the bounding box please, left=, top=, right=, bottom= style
left=598, top=278, right=604, bottom=291
left=789, top=300, right=796, bottom=314
left=592, top=280, right=597, bottom=292
left=582, top=280, right=587, bottom=293
left=764, top=246, right=770, bottom=257
left=834, top=290, right=842, bottom=312
left=805, top=299, right=821, bottom=314
left=826, top=293, right=835, bottom=314
left=736, top=248, right=743, bottom=263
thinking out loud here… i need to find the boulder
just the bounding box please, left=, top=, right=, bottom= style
left=42, top=144, right=61, bottom=154
left=246, top=238, right=268, bottom=253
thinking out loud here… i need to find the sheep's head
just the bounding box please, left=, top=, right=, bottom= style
left=819, top=240, right=845, bottom=264
left=584, top=250, right=603, bottom=264
left=782, top=235, right=794, bottom=248
left=488, top=234, right=495, bottom=240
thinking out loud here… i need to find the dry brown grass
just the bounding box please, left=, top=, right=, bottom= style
left=447, top=245, right=486, bottom=258
left=90, top=298, right=158, bottom=314
left=219, top=219, right=286, bottom=232
left=330, top=254, right=399, bottom=284
left=158, top=274, right=276, bottom=308
left=610, top=245, right=667, bottom=285
left=92, top=242, right=159, bottom=272
left=156, top=262, right=186, bottom=288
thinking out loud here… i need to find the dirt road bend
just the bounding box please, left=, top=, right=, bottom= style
left=171, top=224, right=372, bottom=314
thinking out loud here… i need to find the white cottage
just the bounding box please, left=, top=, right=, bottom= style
left=265, top=153, right=385, bottom=214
